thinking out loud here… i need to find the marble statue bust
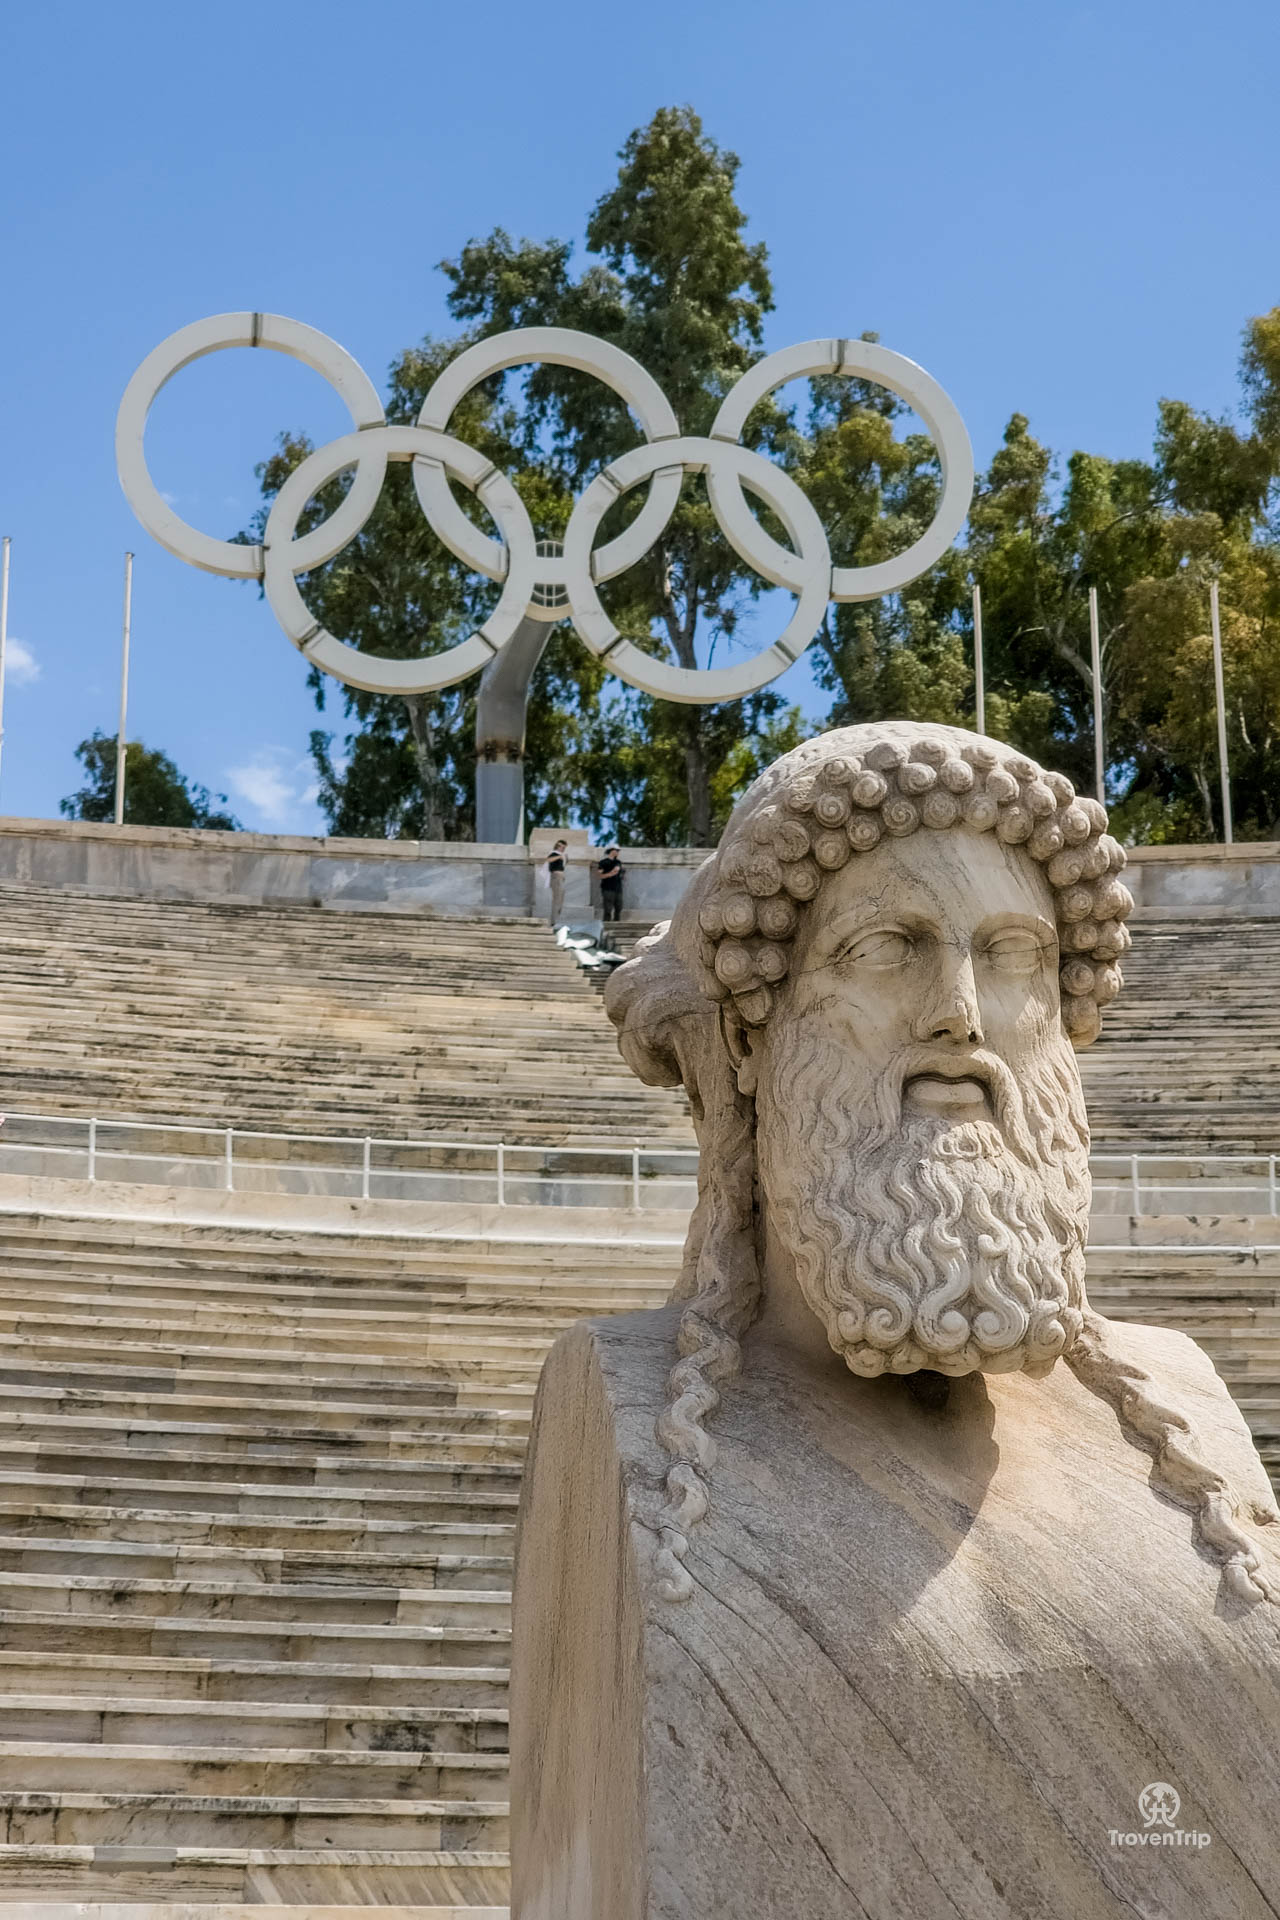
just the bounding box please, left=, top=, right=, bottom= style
left=511, top=723, right=1280, bottom=1920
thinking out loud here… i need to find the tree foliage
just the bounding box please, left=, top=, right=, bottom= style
left=61, top=732, right=241, bottom=830
left=239, top=100, right=1280, bottom=850
left=963, top=315, right=1280, bottom=841
left=787, top=305, right=1280, bottom=843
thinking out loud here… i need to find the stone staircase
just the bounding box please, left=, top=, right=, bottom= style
left=1066, top=915, right=1280, bottom=1152
left=0, top=884, right=691, bottom=1147
left=0, top=1207, right=676, bottom=1913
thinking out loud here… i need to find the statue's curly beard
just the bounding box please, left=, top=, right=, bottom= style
left=756, top=1028, right=1092, bottom=1379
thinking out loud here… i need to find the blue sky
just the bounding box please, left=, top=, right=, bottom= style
left=1, top=0, right=1277, bottom=833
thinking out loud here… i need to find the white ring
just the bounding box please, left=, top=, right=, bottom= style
left=414, top=326, right=682, bottom=594
left=562, top=436, right=832, bottom=704
left=709, top=338, right=973, bottom=603
left=115, top=312, right=385, bottom=580
left=263, top=424, right=536, bottom=695
left=117, top=314, right=975, bottom=705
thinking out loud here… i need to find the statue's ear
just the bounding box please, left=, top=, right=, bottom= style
left=718, top=1003, right=759, bottom=1097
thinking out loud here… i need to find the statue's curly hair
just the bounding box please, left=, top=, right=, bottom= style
left=692, top=724, right=1131, bottom=1044
left=606, top=722, right=1277, bottom=1605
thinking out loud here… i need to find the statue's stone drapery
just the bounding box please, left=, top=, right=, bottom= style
left=511, top=724, right=1280, bottom=1919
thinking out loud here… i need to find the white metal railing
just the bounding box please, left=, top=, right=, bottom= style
left=0, top=1110, right=1278, bottom=1218
left=0, top=1110, right=698, bottom=1212
left=1089, top=1151, right=1280, bottom=1218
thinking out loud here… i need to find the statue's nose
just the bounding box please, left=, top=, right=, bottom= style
left=926, top=1007, right=982, bottom=1045
left=913, top=950, right=984, bottom=1047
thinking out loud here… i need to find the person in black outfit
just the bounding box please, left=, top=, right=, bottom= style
left=546, top=840, right=567, bottom=925
left=597, top=846, right=624, bottom=922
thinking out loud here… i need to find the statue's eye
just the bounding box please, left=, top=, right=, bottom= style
left=839, top=929, right=913, bottom=969
left=983, top=929, right=1046, bottom=974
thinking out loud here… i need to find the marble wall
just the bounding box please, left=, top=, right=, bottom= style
left=0, top=817, right=708, bottom=920
left=0, top=815, right=1274, bottom=920
left=1120, top=842, right=1280, bottom=916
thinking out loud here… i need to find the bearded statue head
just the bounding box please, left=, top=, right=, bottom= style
left=607, top=721, right=1273, bottom=1606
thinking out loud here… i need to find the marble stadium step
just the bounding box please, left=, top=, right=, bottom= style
left=0, top=1434, right=525, bottom=1490
left=0, top=1277, right=654, bottom=1337
left=0, top=1785, right=507, bottom=1848
left=0, top=1255, right=649, bottom=1306
left=0, top=1270, right=599, bottom=1330
left=0, top=1409, right=526, bottom=1464
left=0, top=1848, right=510, bottom=1904
left=17, top=1907, right=508, bottom=1919
left=0, top=1337, right=546, bottom=1390
left=0, top=1657, right=511, bottom=1715
left=0, top=1471, right=519, bottom=1526
left=0, top=1382, right=531, bottom=1440
left=0, top=1500, right=515, bottom=1558
left=0, top=1226, right=674, bottom=1310
left=0, top=1300, right=560, bottom=1360
left=0, top=1536, right=512, bottom=1589
left=0, top=1357, right=539, bottom=1419
left=0, top=1742, right=508, bottom=1799
left=0, top=1612, right=509, bottom=1669
left=0, top=1696, right=508, bottom=1751
left=0, top=1571, right=510, bottom=1629
left=14, top=1268, right=552, bottom=1324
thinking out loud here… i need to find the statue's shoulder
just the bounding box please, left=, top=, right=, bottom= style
left=1081, top=1309, right=1279, bottom=1522
left=529, top=1303, right=680, bottom=1480
left=540, top=1300, right=680, bottom=1385
left=1097, top=1311, right=1226, bottom=1385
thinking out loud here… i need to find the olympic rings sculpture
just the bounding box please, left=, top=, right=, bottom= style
left=116, top=313, right=974, bottom=705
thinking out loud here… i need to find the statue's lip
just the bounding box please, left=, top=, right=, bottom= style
left=903, top=1054, right=994, bottom=1087
left=904, top=1072, right=991, bottom=1111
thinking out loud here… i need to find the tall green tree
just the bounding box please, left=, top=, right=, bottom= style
left=964, top=313, right=1280, bottom=839
left=62, top=732, right=240, bottom=830
left=243, top=106, right=799, bottom=847
left=439, top=104, right=795, bottom=845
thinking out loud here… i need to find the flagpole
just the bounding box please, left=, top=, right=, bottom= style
left=0, top=537, right=10, bottom=799
left=1209, top=581, right=1234, bottom=845
left=1088, top=586, right=1105, bottom=802
left=972, top=583, right=986, bottom=736
left=114, top=552, right=133, bottom=827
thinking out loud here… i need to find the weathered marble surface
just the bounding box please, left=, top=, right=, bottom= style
left=514, top=1303, right=1280, bottom=1919
left=515, top=724, right=1280, bottom=1920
